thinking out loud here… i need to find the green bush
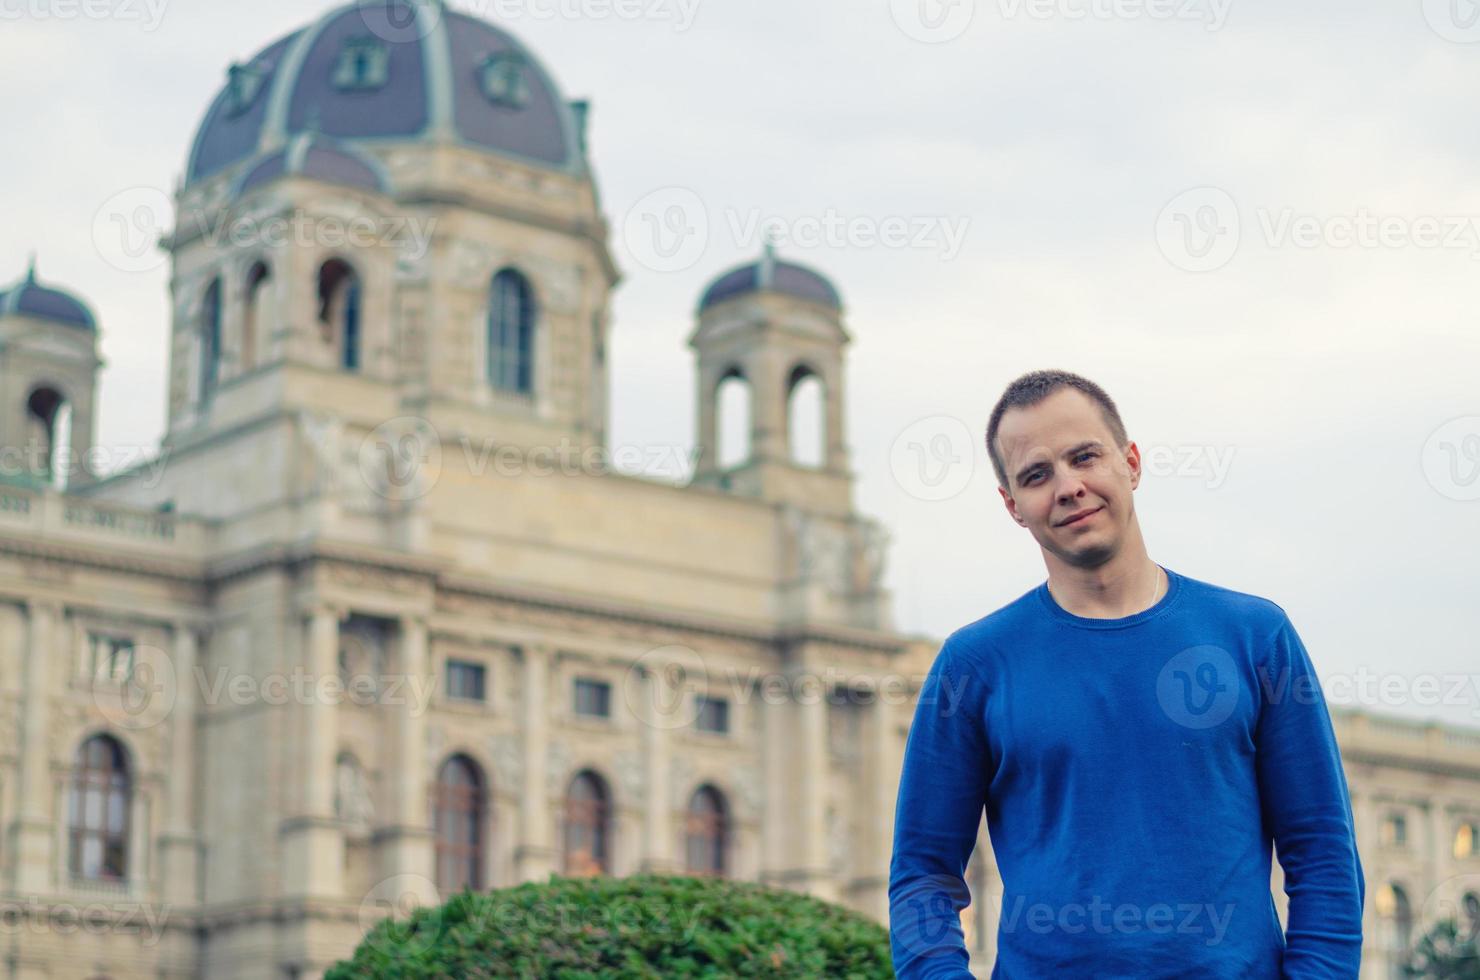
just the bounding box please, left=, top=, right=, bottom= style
left=1402, top=918, right=1480, bottom=979
left=326, top=873, right=895, bottom=979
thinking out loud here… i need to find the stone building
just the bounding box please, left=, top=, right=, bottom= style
left=0, top=2, right=920, bottom=976
left=0, top=2, right=1476, bottom=978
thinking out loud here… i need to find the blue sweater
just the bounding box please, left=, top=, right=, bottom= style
left=888, top=565, right=1365, bottom=978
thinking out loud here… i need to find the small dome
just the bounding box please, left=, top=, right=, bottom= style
left=187, top=0, right=586, bottom=188
left=0, top=261, right=96, bottom=330
left=232, top=132, right=390, bottom=200
left=699, top=246, right=841, bottom=313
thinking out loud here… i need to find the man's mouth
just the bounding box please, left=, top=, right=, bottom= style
left=1057, top=506, right=1103, bottom=527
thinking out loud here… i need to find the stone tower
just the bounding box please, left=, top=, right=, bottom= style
left=0, top=259, right=102, bottom=490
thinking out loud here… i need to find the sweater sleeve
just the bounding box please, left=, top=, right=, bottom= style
left=1254, top=615, right=1366, bottom=978
left=888, top=640, right=991, bottom=980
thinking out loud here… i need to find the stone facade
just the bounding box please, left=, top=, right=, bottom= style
left=2, top=3, right=1476, bottom=978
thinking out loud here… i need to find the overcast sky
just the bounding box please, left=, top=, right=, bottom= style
left=3, top=0, right=1479, bottom=728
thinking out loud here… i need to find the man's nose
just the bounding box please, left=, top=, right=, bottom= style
left=1056, top=477, right=1087, bottom=504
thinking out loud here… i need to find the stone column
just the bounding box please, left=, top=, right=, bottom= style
left=796, top=666, right=836, bottom=901
left=859, top=688, right=898, bottom=920
left=158, top=624, right=202, bottom=905
left=280, top=605, right=344, bottom=899
left=10, top=600, right=60, bottom=893
left=824, top=366, right=849, bottom=473
left=749, top=350, right=788, bottom=464
left=640, top=665, right=676, bottom=873
left=514, top=645, right=556, bottom=882
left=375, top=615, right=436, bottom=904
left=759, top=679, right=789, bottom=883
left=694, top=365, right=720, bottom=477
left=1350, top=790, right=1378, bottom=965
left=1427, top=799, right=1450, bottom=904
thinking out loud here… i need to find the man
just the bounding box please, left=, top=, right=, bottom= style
left=887, top=370, right=1364, bottom=978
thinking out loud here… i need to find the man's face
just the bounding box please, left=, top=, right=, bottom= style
left=994, top=388, right=1143, bottom=568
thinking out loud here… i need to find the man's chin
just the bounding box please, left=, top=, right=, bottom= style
left=1045, top=537, right=1117, bottom=568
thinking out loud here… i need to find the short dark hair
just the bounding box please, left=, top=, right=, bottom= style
left=985, top=369, right=1129, bottom=490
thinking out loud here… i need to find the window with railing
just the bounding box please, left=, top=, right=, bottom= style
left=87, top=633, right=135, bottom=684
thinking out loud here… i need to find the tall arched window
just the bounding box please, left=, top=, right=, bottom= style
left=684, top=785, right=728, bottom=877
left=68, top=734, right=131, bottom=881
left=786, top=364, right=825, bottom=468
left=243, top=260, right=271, bottom=372
left=564, top=770, right=610, bottom=876
left=1377, top=882, right=1414, bottom=979
left=487, top=269, right=535, bottom=394
left=317, top=259, right=361, bottom=371
left=200, top=278, right=223, bottom=400
left=432, top=755, right=484, bottom=893
left=715, top=368, right=751, bottom=470
left=24, top=386, right=70, bottom=488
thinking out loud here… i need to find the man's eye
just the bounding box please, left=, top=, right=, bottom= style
left=1076, top=452, right=1097, bottom=463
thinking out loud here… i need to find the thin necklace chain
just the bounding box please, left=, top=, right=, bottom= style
left=1048, top=565, right=1164, bottom=612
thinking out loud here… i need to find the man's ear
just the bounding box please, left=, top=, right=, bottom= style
left=1124, top=441, right=1143, bottom=489
left=999, top=485, right=1024, bottom=526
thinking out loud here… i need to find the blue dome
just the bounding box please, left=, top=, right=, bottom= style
left=699, top=248, right=841, bottom=313
left=232, top=132, right=390, bottom=200
left=0, top=262, right=96, bottom=330
left=187, top=0, right=586, bottom=187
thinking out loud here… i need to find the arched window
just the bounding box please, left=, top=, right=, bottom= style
left=243, top=260, right=271, bottom=372
left=1454, top=820, right=1479, bottom=859
left=68, top=734, right=130, bottom=881
left=200, top=278, right=222, bottom=400
left=24, top=386, right=70, bottom=488
left=786, top=364, right=825, bottom=468
left=1377, top=882, right=1414, bottom=979
left=684, top=785, right=728, bottom=877
left=487, top=269, right=535, bottom=394
left=715, top=368, right=751, bottom=470
left=1462, top=891, right=1480, bottom=943
left=317, top=259, right=361, bottom=371
left=432, top=755, right=484, bottom=893
left=564, top=770, right=610, bottom=876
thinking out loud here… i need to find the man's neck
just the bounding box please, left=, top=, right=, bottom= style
left=1046, top=558, right=1165, bottom=620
